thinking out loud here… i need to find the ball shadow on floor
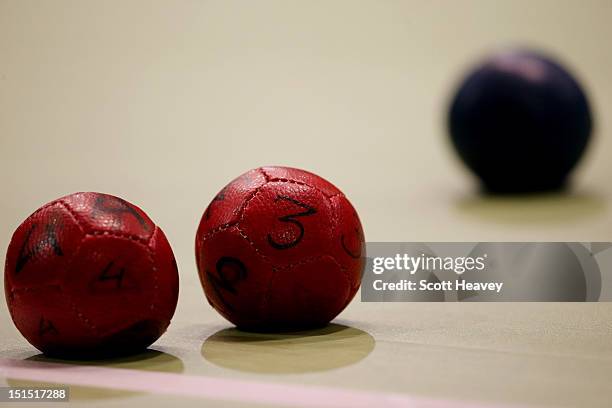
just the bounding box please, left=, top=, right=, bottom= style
left=7, top=349, right=184, bottom=400
left=455, top=189, right=607, bottom=224
left=201, top=323, right=375, bottom=374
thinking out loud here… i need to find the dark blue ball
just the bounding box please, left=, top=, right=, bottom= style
left=448, top=50, right=593, bottom=193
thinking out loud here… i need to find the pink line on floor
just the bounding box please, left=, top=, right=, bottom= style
left=0, top=358, right=512, bottom=408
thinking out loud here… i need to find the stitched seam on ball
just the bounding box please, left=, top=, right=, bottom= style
left=55, top=200, right=86, bottom=285
left=198, top=222, right=238, bottom=243
left=325, top=255, right=353, bottom=309
left=10, top=284, right=63, bottom=294
left=327, top=194, right=353, bottom=251
left=277, top=255, right=344, bottom=274
left=325, top=194, right=361, bottom=286
left=332, top=255, right=355, bottom=310
left=271, top=254, right=325, bottom=271
left=56, top=200, right=87, bottom=234
left=16, top=199, right=64, bottom=227
left=11, top=284, right=99, bottom=335
left=267, top=177, right=313, bottom=191
left=80, top=232, right=157, bottom=313
left=257, top=167, right=271, bottom=182
left=328, top=196, right=338, bottom=247
left=261, top=255, right=352, bottom=320
left=61, top=202, right=155, bottom=319
left=257, top=175, right=350, bottom=243
left=60, top=198, right=153, bottom=245
left=257, top=167, right=326, bottom=195
left=6, top=200, right=84, bottom=288
left=57, top=200, right=101, bottom=335
left=273, top=254, right=351, bottom=285
left=85, top=231, right=150, bottom=246
left=265, top=176, right=344, bottom=200
left=235, top=175, right=350, bottom=271
left=76, top=232, right=158, bottom=322
left=145, top=226, right=160, bottom=313
left=260, top=265, right=277, bottom=321
left=331, top=253, right=357, bottom=295
left=6, top=288, right=17, bottom=321
left=234, top=185, right=274, bottom=264
left=327, top=192, right=345, bottom=200
left=328, top=254, right=351, bottom=280
left=10, top=200, right=85, bottom=293
left=235, top=224, right=272, bottom=264
left=235, top=184, right=266, bottom=221
left=230, top=177, right=273, bottom=318
left=70, top=300, right=99, bottom=335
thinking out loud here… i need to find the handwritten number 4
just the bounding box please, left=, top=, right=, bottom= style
left=99, top=261, right=125, bottom=288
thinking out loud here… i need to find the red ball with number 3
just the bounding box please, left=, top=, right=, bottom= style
left=195, top=166, right=365, bottom=330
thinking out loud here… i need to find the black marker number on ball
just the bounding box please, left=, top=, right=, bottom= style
left=15, top=214, right=64, bottom=274
left=267, top=195, right=316, bottom=250
left=15, top=225, right=37, bottom=274
left=92, top=195, right=149, bottom=230
left=99, top=261, right=126, bottom=289
left=39, top=317, right=59, bottom=337
left=206, top=256, right=248, bottom=311
left=204, top=187, right=228, bottom=220
left=341, top=228, right=362, bottom=259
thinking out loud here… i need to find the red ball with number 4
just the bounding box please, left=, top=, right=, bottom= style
left=4, top=192, right=179, bottom=357
left=195, top=166, right=365, bottom=330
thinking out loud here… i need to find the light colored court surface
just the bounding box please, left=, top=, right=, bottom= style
left=1, top=1, right=612, bottom=407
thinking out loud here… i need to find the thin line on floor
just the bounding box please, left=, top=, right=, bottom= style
left=0, top=357, right=521, bottom=408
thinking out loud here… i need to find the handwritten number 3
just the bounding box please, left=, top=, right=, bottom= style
left=267, top=195, right=317, bottom=250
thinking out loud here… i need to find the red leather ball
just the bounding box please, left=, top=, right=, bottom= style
left=4, top=192, right=179, bottom=358
left=195, top=166, right=365, bottom=330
